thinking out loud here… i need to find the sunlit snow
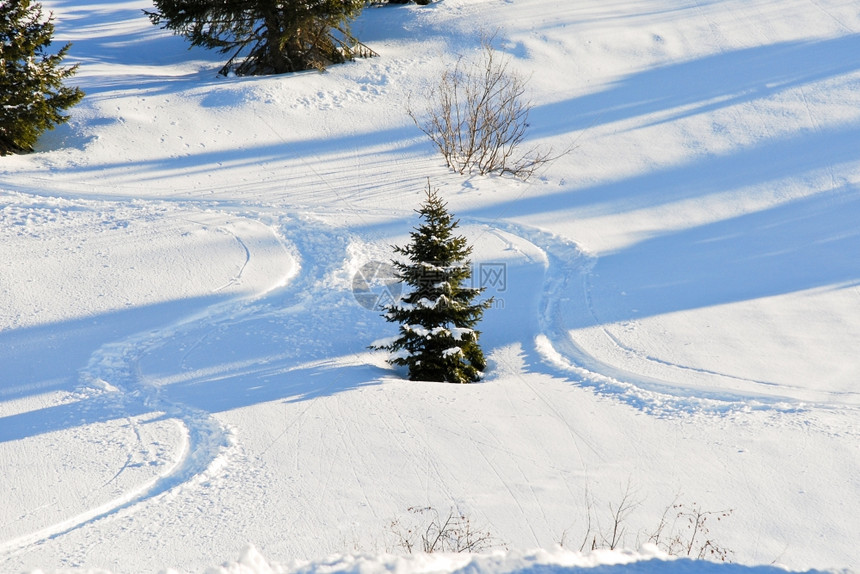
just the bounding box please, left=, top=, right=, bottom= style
left=1, top=0, right=859, bottom=572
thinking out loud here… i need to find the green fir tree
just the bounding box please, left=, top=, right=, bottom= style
left=0, top=0, right=84, bottom=155
left=145, top=0, right=368, bottom=76
left=374, top=182, right=492, bottom=383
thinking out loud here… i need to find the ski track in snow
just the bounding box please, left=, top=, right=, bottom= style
left=2, top=206, right=856, bottom=565
left=0, top=209, right=381, bottom=559
left=2, top=0, right=859, bottom=570
left=0, top=211, right=298, bottom=558
left=2, top=205, right=853, bottom=560
left=213, top=225, right=252, bottom=293
left=467, top=218, right=856, bottom=422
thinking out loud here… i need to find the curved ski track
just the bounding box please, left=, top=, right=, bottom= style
left=0, top=213, right=311, bottom=558
left=2, top=211, right=848, bottom=558
left=470, top=219, right=842, bottom=418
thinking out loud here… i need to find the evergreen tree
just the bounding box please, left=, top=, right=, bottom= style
left=373, top=182, right=492, bottom=383
left=0, top=0, right=84, bottom=155
left=145, top=0, right=368, bottom=76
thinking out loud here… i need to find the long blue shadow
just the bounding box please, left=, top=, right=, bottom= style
left=463, top=120, right=860, bottom=225
left=580, top=185, right=860, bottom=327
left=0, top=295, right=229, bottom=442
left=529, top=35, right=860, bottom=136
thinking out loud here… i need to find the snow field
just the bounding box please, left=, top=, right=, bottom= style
left=1, top=0, right=859, bottom=571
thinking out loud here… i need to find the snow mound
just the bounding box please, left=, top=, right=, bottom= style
left=204, top=546, right=844, bottom=574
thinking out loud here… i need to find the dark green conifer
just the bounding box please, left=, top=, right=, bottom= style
left=374, top=182, right=492, bottom=383
left=145, top=0, right=368, bottom=76
left=0, top=0, right=84, bottom=155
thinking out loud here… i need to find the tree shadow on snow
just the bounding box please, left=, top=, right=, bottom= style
left=575, top=184, right=860, bottom=327
left=466, top=119, right=860, bottom=225
left=0, top=294, right=392, bottom=443
left=16, top=122, right=427, bottom=201
left=0, top=295, right=230, bottom=442
left=151, top=352, right=389, bottom=414
left=48, top=0, right=224, bottom=95
left=530, top=35, right=860, bottom=137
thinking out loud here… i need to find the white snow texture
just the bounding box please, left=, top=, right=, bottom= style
left=1, top=0, right=859, bottom=573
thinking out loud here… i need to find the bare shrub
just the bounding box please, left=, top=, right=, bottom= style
left=389, top=506, right=496, bottom=553
left=563, top=481, right=641, bottom=552
left=648, top=501, right=734, bottom=562
left=408, top=35, right=565, bottom=180
left=560, top=487, right=734, bottom=562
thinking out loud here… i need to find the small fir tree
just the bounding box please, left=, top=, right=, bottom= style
left=0, top=0, right=84, bottom=155
left=373, top=182, right=492, bottom=383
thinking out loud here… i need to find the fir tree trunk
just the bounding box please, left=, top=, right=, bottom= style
left=261, top=6, right=290, bottom=74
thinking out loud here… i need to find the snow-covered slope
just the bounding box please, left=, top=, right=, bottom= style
left=1, top=0, right=858, bottom=572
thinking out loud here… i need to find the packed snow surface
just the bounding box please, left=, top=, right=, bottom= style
left=1, top=0, right=859, bottom=572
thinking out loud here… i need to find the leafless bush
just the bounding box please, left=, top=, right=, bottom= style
left=408, top=35, right=565, bottom=180
left=389, top=506, right=496, bottom=553
left=561, top=481, right=641, bottom=552
left=648, top=500, right=734, bottom=562
left=560, top=487, right=734, bottom=562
